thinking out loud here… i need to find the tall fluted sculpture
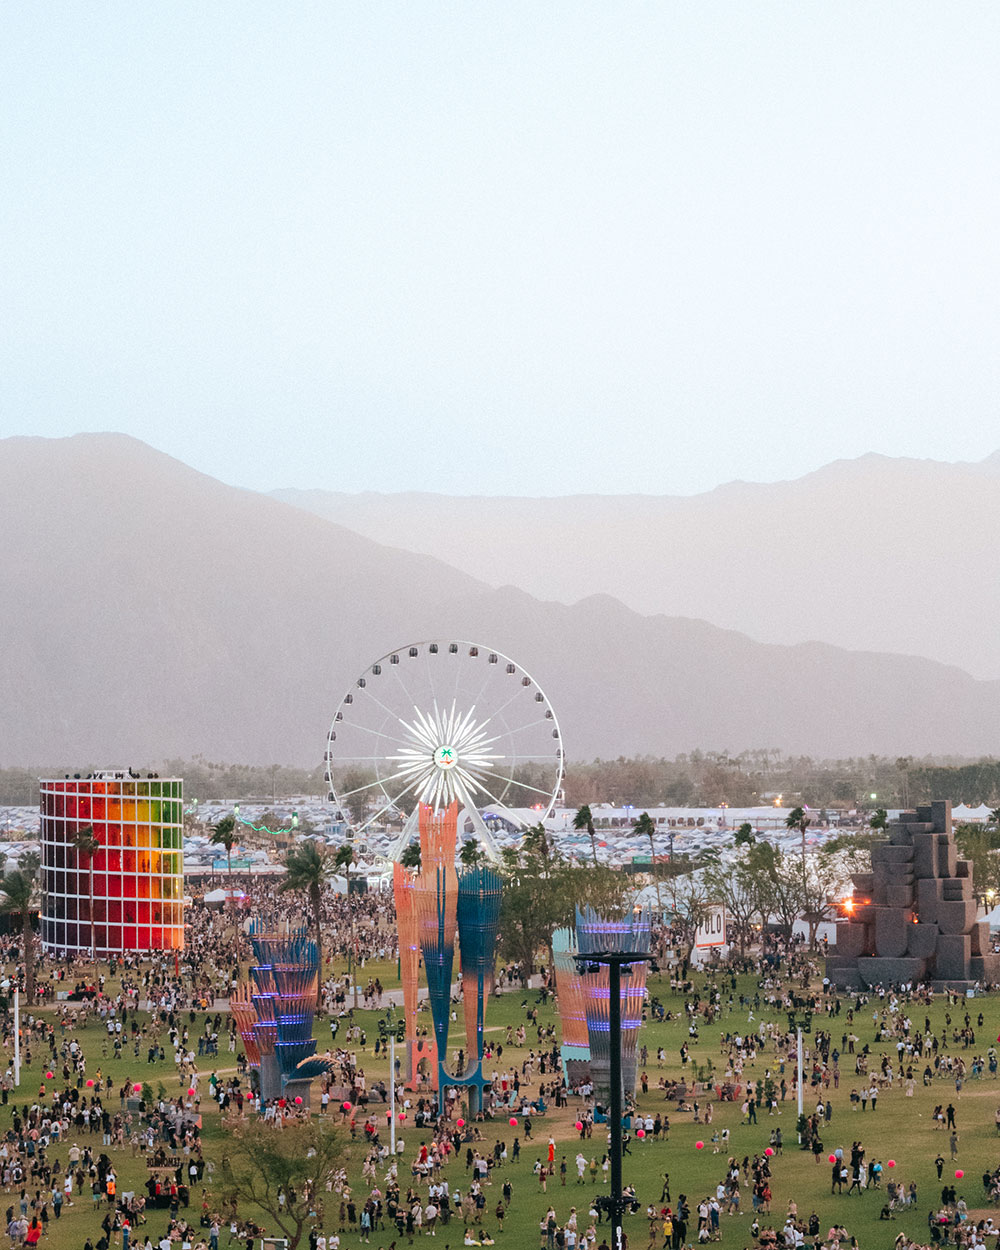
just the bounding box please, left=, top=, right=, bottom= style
left=457, top=865, right=503, bottom=1111
left=553, top=926, right=590, bottom=1083
left=576, top=906, right=650, bottom=1104
left=242, top=925, right=332, bottom=1107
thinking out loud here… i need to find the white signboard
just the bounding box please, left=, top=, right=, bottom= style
left=695, top=904, right=726, bottom=948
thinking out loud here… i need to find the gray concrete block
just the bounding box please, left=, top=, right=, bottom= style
left=942, top=877, right=972, bottom=901
left=937, top=836, right=957, bottom=878
left=854, top=904, right=875, bottom=925
left=889, top=824, right=912, bottom=845
left=970, top=921, right=991, bottom=956
left=857, top=956, right=927, bottom=987
left=886, top=883, right=914, bottom=908
left=907, top=923, right=939, bottom=959
left=874, top=907, right=912, bottom=958
left=871, top=880, right=888, bottom=905
left=931, top=799, right=952, bottom=833
left=969, top=954, right=1000, bottom=984
left=905, top=823, right=936, bottom=835
left=916, top=878, right=943, bottom=925
left=935, top=934, right=971, bottom=980
left=912, top=832, right=939, bottom=880
left=835, top=922, right=869, bottom=959
left=916, top=805, right=933, bottom=824
left=936, top=899, right=977, bottom=935
left=956, top=859, right=971, bottom=878
left=875, top=844, right=915, bottom=864
left=850, top=873, right=874, bottom=895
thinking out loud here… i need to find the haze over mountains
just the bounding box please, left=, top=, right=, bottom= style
left=273, top=451, right=1000, bottom=682
left=3, top=432, right=1000, bottom=768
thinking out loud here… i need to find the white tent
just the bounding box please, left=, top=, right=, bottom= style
left=953, top=803, right=993, bottom=823
left=203, top=886, right=246, bottom=905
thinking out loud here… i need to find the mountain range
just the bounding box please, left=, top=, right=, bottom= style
left=3, top=432, right=1000, bottom=768
left=273, top=451, right=1000, bottom=680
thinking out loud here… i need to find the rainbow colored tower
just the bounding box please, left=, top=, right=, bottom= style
left=40, top=772, right=184, bottom=955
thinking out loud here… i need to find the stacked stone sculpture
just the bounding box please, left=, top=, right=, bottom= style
left=827, top=800, right=1000, bottom=991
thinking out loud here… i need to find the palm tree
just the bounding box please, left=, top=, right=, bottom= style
left=281, top=840, right=337, bottom=986
left=72, top=824, right=101, bottom=958
left=334, top=843, right=358, bottom=1008
left=785, top=806, right=812, bottom=905
left=869, top=808, right=888, bottom=834
left=573, top=805, right=599, bottom=866
left=459, top=838, right=485, bottom=867
left=399, top=843, right=421, bottom=871
left=0, top=869, right=37, bottom=1003
left=633, top=812, right=661, bottom=914
left=735, top=822, right=756, bottom=847
left=211, top=815, right=239, bottom=905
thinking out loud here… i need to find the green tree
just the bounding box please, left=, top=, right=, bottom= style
left=219, top=1118, right=347, bottom=1250
left=72, top=824, right=101, bottom=958
left=869, top=808, right=888, bottom=834
left=281, top=841, right=337, bottom=983
left=735, top=821, right=756, bottom=847
left=399, top=842, right=421, bottom=871
left=334, top=843, right=359, bottom=1008
left=573, top=804, right=599, bottom=867
left=633, top=811, right=662, bottom=914
left=211, top=814, right=239, bottom=904
left=0, top=869, right=37, bottom=1002
left=498, top=826, right=628, bottom=980
left=785, top=805, right=811, bottom=898
left=459, top=838, right=485, bottom=867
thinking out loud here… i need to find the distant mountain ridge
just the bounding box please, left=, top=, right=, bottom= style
left=4, top=433, right=1000, bottom=767
left=272, top=450, right=1000, bottom=680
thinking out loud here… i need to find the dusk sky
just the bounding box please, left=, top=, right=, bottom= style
left=3, top=4, right=998, bottom=496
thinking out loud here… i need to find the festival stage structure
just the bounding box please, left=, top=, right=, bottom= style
left=576, top=906, right=651, bottom=1104
left=230, top=925, right=332, bottom=1108
left=827, top=800, right=1000, bottom=991
left=553, top=926, right=591, bottom=1083
left=40, top=772, right=184, bottom=955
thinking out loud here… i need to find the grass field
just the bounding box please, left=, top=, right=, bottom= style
left=8, top=964, right=1000, bottom=1250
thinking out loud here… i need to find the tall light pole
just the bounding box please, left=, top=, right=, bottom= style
left=577, top=949, right=651, bottom=1250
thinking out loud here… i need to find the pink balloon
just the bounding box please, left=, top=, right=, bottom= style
left=343, top=1101, right=352, bottom=1111
left=246, top=1092, right=253, bottom=1100
left=764, top=1147, right=773, bottom=1157
left=45, top=1071, right=53, bottom=1079
left=509, top=1117, right=518, bottom=1127
left=133, top=1084, right=142, bottom=1093
left=295, top=1096, right=303, bottom=1105
left=636, top=1128, right=645, bottom=1138
left=86, top=1079, right=94, bottom=1087
left=956, top=1170, right=964, bottom=1179
left=575, top=1121, right=583, bottom=1131
left=828, top=1155, right=836, bottom=1163
left=695, top=1141, right=704, bottom=1150
left=398, top=1112, right=406, bottom=1121
left=457, top=1118, right=465, bottom=1128
left=187, top=1087, right=196, bottom=1097
left=888, top=1160, right=896, bottom=1168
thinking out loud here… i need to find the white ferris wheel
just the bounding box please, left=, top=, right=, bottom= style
left=324, top=641, right=564, bottom=861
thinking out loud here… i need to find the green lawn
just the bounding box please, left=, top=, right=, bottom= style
left=11, top=969, right=1000, bottom=1250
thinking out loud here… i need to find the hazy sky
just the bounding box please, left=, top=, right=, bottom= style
left=3, top=4, right=999, bottom=496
